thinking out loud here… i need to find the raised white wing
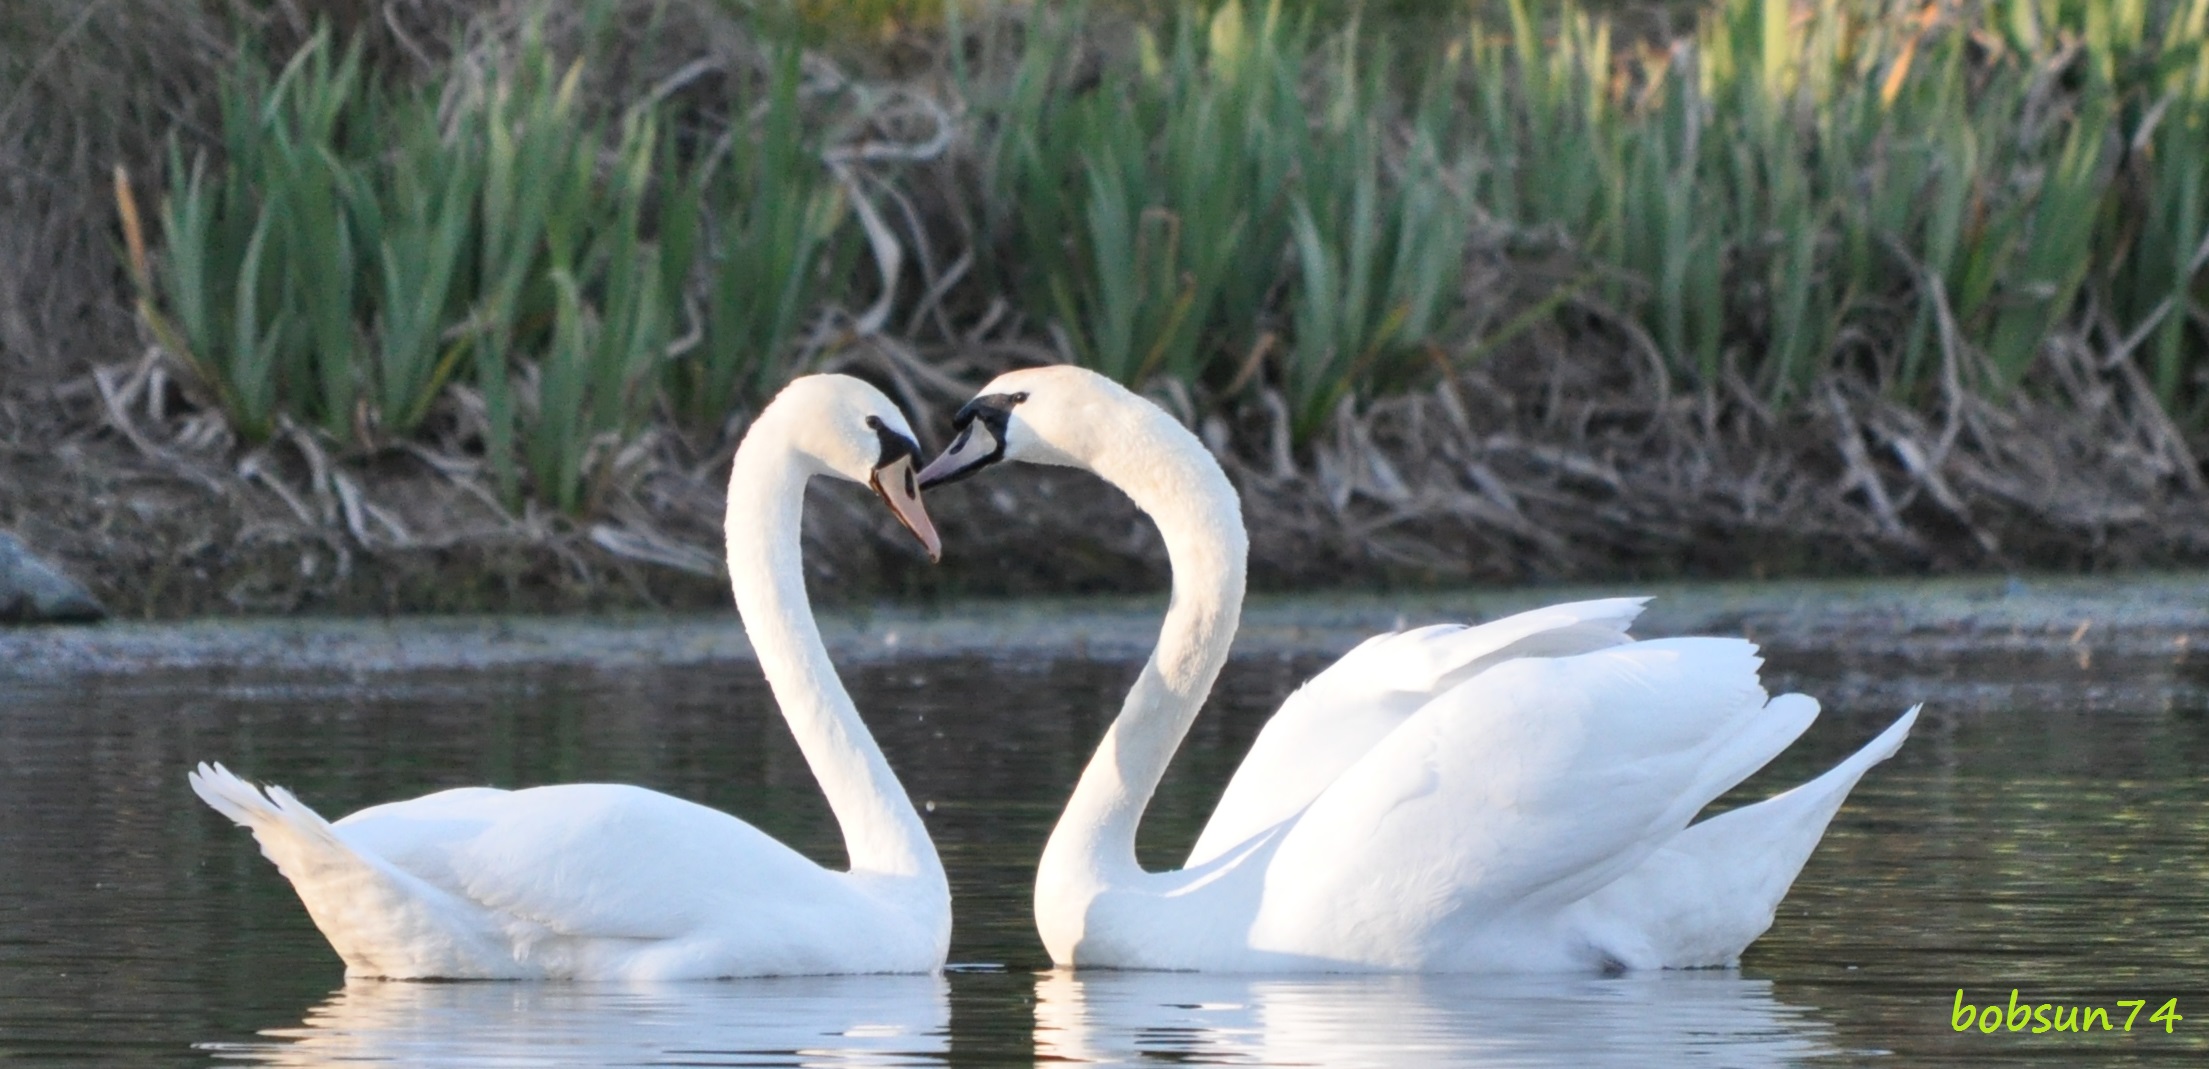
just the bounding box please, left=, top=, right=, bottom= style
left=1563, top=706, right=1919, bottom=968
left=1186, top=598, right=1650, bottom=867
left=1244, top=638, right=1820, bottom=970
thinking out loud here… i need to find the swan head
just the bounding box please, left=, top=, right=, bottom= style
left=756, top=374, right=941, bottom=562
left=916, top=365, right=1141, bottom=489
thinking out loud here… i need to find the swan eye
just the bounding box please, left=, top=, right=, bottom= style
left=950, top=391, right=1028, bottom=429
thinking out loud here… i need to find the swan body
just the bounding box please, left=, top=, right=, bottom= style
left=918, top=365, right=1917, bottom=972
left=190, top=375, right=951, bottom=980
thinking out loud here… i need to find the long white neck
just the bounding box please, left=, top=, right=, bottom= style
left=1037, top=404, right=1247, bottom=898
left=726, top=426, right=944, bottom=889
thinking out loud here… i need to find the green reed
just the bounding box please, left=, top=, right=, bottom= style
left=1451, top=0, right=2209, bottom=409
left=983, top=1, right=1304, bottom=387
left=131, top=18, right=842, bottom=512
left=1282, top=33, right=1467, bottom=439
left=979, top=1, right=1471, bottom=436
left=675, top=44, right=849, bottom=431
left=128, top=0, right=2209, bottom=477
left=152, top=31, right=373, bottom=441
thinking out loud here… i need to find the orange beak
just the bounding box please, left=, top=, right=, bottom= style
left=870, top=454, right=942, bottom=563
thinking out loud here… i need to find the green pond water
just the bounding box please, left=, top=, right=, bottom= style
left=1, top=639, right=2205, bottom=1066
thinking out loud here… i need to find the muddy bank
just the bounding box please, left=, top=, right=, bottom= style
left=11, top=334, right=2209, bottom=623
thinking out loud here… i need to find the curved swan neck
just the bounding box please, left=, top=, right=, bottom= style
left=726, top=423, right=942, bottom=886
left=1041, top=402, right=1247, bottom=884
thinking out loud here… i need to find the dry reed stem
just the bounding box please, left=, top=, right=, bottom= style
left=14, top=315, right=2209, bottom=619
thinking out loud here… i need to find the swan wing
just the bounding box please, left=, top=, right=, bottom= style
left=1246, top=638, right=1817, bottom=970
left=1187, top=598, right=1649, bottom=867
left=333, top=782, right=847, bottom=946
left=1562, top=706, right=1919, bottom=968
left=197, top=765, right=868, bottom=977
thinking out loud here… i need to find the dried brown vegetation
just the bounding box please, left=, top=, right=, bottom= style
left=14, top=307, right=2208, bottom=619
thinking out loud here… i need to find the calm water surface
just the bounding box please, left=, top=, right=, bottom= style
left=2, top=643, right=2205, bottom=1066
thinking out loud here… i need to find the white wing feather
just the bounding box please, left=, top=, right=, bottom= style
left=1245, top=638, right=1814, bottom=970
left=1188, top=598, right=1649, bottom=866
left=1563, top=706, right=1919, bottom=968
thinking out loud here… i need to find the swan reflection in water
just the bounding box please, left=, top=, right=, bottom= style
left=1034, top=969, right=1843, bottom=1068
left=198, top=974, right=948, bottom=1068
left=201, top=968, right=1839, bottom=1067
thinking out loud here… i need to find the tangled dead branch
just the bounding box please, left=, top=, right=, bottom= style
left=13, top=290, right=2207, bottom=622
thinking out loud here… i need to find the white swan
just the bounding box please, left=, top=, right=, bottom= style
left=917, top=365, right=1918, bottom=972
left=189, top=374, right=951, bottom=980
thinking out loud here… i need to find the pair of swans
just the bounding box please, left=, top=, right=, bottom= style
left=191, top=368, right=1915, bottom=979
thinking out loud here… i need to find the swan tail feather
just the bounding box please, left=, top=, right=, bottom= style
left=1566, top=706, right=1919, bottom=969
left=1673, top=691, right=1821, bottom=825
left=188, top=762, right=522, bottom=978
left=190, top=763, right=343, bottom=851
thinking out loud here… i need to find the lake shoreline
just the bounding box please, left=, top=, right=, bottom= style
left=6, top=570, right=2202, bottom=686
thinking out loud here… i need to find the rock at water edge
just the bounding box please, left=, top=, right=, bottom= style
left=0, top=531, right=106, bottom=624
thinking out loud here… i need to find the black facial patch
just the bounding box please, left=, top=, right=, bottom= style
left=866, top=416, right=920, bottom=470
left=950, top=391, right=1028, bottom=434
left=924, top=391, right=1028, bottom=489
